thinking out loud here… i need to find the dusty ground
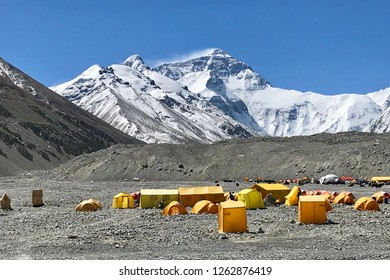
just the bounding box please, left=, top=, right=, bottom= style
left=36, top=132, right=390, bottom=183
left=0, top=176, right=389, bottom=260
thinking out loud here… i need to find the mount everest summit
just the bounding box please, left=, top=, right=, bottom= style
left=51, top=49, right=390, bottom=143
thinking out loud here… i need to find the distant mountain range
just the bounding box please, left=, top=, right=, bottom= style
left=50, top=48, right=390, bottom=144
left=0, top=57, right=142, bottom=176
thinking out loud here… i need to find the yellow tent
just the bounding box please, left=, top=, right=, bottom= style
left=161, top=201, right=188, bottom=216
left=298, top=196, right=327, bottom=224
left=75, top=198, right=102, bottom=211
left=191, top=200, right=218, bottom=214
left=218, top=200, right=247, bottom=233
left=250, top=183, right=291, bottom=203
left=285, top=186, right=300, bottom=206
left=370, top=176, right=390, bottom=184
left=325, top=199, right=333, bottom=212
left=112, top=192, right=134, bottom=209
left=237, top=188, right=264, bottom=209
left=139, top=189, right=179, bottom=209
left=178, top=186, right=225, bottom=207
left=321, top=192, right=333, bottom=202
left=371, top=191, right=389, bottom=203
left=333, top=191, right=355, bottom=205
left=354, top=197, right=380, bottom=211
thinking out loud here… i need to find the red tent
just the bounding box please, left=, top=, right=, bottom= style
left=339, top=176, right=354, bottom=182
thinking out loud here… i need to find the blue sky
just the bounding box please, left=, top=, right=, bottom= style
left=1, top=0, right=389, bottom=94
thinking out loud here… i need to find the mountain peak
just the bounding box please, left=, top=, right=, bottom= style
left=155, top=48, right=270, bottom=90
left=123, top=54, right=150, bottom=72
left=209, top=48, right=231, bottom=57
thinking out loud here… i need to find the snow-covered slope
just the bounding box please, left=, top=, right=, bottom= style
left=51, top=55, right=255, bottom=143
left=156, top=49, right=269, bottom=133
left=237, top=87, right=382, bottom=136
left=365, top=87, right=390, bottom=132
left=51, top=48, right=390, bottom=143
left=156, top=48, right=389, bottom=137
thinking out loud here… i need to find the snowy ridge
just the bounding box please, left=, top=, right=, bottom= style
left=50, top=49, right=390, bottom=143
left=0, top=58, right=39, bottom=96
left=51, top=56, right=255, bottom=143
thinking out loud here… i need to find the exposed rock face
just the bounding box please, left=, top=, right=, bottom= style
left=0, top=58, right=142, bottom=176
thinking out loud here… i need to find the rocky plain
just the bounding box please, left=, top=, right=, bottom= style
left=1, top=131, right=390, bottom=260
left=0, top=177, right=389, bottom=260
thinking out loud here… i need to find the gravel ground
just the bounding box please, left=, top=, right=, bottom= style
left=0, top=177, right=389, bottom=260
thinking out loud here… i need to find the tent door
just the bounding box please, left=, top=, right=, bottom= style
left=122, top=197, right=129, bottom=208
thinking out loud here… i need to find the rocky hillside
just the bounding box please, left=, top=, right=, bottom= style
left=42, top=131, right=390, bottom=182
left=0, top=58, right=143, bottom=176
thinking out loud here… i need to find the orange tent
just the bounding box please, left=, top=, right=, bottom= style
left=325, top=199, right=333, bottom=212
left=321, top=192, right=333, bottom=201
left=191, top=200, right=218, bottom=214
left=313, top=190, right=323, bottom=196
left=75, top=198, right=102, bottom=211
left=162, top=201, right=188, bottom=216
left=354, top=197, right=380, bottom=211
left=333, top=191, right=355, bottom=205
left=371, top=191, right=390, bottom=203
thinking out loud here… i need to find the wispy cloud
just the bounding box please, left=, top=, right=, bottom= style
left=150, top=48, right=217, bottom=67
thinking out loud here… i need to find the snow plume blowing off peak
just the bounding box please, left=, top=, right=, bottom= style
left=150, top=48, right=221, bottom=67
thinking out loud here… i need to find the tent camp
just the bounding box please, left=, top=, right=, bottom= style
left=298, top=195, right=327, bottom=224
left=218, top=200, right=247, bottom=233
left=112, top=192, right=134, bottom=209
left=354, top=197, right=380, bottom=211
left=250, top=183, right=291, bottom=203
left=178, top=186, right=225, bottom=207
left=333, top=191, right=356, bottom=205
left=285, top=186, right=300, bottom=206
left=161, top=201, right=188, bottom=216
left=191, top=200, right=218, bottom=214
left=237, top=188, right=264, bottom=209
left=75, top=199, right=102, bottom=211
left=139, top=189, right=179, bottom=209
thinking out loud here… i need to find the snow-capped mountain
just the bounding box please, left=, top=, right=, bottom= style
left=156, top=49, right=269, bottom=133
left=51, top=48, right=390, bottom=143
left=51, top=55, right=255, bottom=144
left=156, top=48, right=390, bottom=137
